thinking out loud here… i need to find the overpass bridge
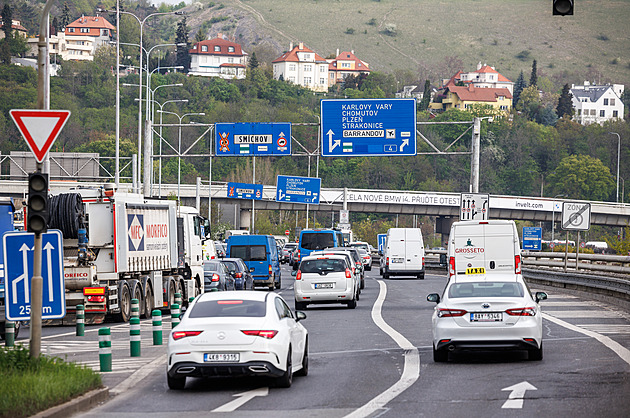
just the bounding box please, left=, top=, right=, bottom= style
left=2, top=180, right=629, bottom=229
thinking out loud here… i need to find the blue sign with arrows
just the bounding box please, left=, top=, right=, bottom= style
left=321, top=98, right=417, bottom=156
left=276, top=175, right=321, bottom=204
left=377, top=234, right=387, bottom=253
left=3, top=230, right=65, bottom=320
left=522, top=227, right=542, bottom=251
left=227, top=182, right=264, bottom=200
left=216, top=122, right=291, bottom=156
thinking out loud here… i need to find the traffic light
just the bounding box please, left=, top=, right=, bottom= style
left=27, top=171, right=49, bottom=234
left=553, top=0, right=574, bottom=15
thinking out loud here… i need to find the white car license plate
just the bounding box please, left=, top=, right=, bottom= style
left=391, top=258, right=404, bottom=263
left=470, top=312, right=503, bottom=322
left=315, top=283, right=333, bottom=289
left=204, top=353, right=240, bottom=362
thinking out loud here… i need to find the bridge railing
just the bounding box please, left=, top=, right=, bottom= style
left=521, top=251, right=630, bottom=275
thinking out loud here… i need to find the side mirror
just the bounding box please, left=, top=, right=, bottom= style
left=291, top=270, right=297, bottom=277
left=535, top=292, right=548, bottom=303
left=427, top=293, right=440, bottom=303
left=295, top=311, right=307, bottom=321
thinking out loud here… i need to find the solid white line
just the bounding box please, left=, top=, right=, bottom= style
left=344, top=280, right=420, bottom=418
left=543, top=313, right=630, bottom=366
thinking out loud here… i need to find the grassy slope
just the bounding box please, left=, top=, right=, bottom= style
left=215, top=0, right=630, bottom=86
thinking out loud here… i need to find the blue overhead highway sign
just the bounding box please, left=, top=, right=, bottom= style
left=321, top=98, right=417, bottom=156
left=216, top=122, right=291, bottom=156
left=227, top=182, right=264, bottom=200
left=3, top=230, right=65, bottom=321
left=276, top=175, right=321, bottom=204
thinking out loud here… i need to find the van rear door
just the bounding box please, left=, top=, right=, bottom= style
left=483, top=223, right=516, bottom=274
left=404, top=229, right=423, bottom=271
left=452, top=223, right=486, bottom=276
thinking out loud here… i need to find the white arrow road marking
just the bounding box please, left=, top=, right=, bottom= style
left=327, top=129, right=340, bottom=152
left=211, top=387, right=269, bottom=412
left=43, top=241, right=55, bottom=302
left=400, top=138, right=409, bottom=152
left=501, top=381, right=537, bottom=409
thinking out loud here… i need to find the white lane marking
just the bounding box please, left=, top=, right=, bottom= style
left=344, top=280, right=420, bottom=418
left=542, top=310, right=625, bottom=319
left=211, top=387, right=269, bottom=413
left=501, top=381, right=537, bottom=409
left=109, top=354, right=167, bottom=395
left=543, top=313, right=630, bottom=366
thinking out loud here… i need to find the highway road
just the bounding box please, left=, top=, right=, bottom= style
left=26, top=265, right=630, bottom=417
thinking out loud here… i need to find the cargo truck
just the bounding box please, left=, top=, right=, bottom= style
left=50, top=186, right=205, bottom=323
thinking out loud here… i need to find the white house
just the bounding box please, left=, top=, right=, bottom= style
left=571, top=82, right=625, bottom=125
left=443, top=62, right=514, bottom=94
left=188, top=35, right=247, bottom=79
left=272, top=42, right=328, bottom=92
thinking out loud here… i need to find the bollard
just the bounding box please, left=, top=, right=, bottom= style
left=130, top=317, right=141, bottom=357
left=174, top=292, right=182, bottom=307
left=4, top=321, right=15, bottom=347
left=171, top=303, right=180, bottom=329
left=131, top=298, right=140, bottom=319
left=98, top=327, right=112, bottom=372
left=189, top=296, right=195, bottom=304
left=76, top=305, right=85, bottom=336
left=152, top=310, right=162, bottom=345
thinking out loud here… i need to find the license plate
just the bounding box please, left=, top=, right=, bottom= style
left=315, top=283, right=333, bottom=289
left=391, top=258, right=404, bottom=263
left=470, top=312, right=502, bottom=322
left=204, top=353, right=240, bottom=362
left=466, top=267, right=486, bottom=275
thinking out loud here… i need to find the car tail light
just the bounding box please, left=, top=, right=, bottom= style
left=386, top=257, right=389, bottom=266
left=515, top=255, right=522, bottom=274
left=352, top=266, right=356, bottom=274
left=449, top=256, right=455, bottom=277
left=345, top=268, right=352, bottom=279
left=363, top=256, right=369, bottom=259
left=422, top=256, right=425, bottom=267
left=211, top=255, right=216, bottom=259
left=296, top=270, right=302, bottom=280
left=172, top=330, right=203, bottom=340
left=241, top=330, right=278, bottom=339
left=87, top=295, right=105, bottom=303
left=437, top=308, right=467, bottom=318
left=506, top=307, right=536, bottom=316
left=269, top=265, right=272, bottom=274
left=211, top=273, right=220, bottom=282
left=235, top=273, right=242, bottom=278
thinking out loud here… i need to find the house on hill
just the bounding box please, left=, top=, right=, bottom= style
left=442, top=84, right=513, bottom=113
left=443, top=62, right=514, bottom=94
left=0, top=19, right=28, bottom=39
left=188, top=35, right=247, bottom=79
left=327, top=49, right=370, bottom=86
left=272, top=42, right=329, bottom=92
left=570, top=81, right=624, bottom=125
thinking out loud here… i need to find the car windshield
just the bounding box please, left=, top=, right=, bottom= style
left=448, top=282, right=525, bottom=298
left=352, top=243, right=369, bottom=251
left=222, top=261, right=237, bottom=271
left=230, top=245, right=267, bottom=261
left=203, top=263, right=220, bottom=272
left=301, top=232, right=335, bottom=250
left=301, top=259, right=347, bottom=273
left=189, top=300, right=266, bottom=318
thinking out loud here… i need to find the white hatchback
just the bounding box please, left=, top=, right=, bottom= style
left=167, top=291, right=308, bottom=389
left=427, top=278, right=547, bottom=362
left=293, top=254, right=358, bottom=310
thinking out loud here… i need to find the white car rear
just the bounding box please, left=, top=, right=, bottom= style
left=294, top=255, right=357, bottom=310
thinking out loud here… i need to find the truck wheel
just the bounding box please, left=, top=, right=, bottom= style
left=168, top=281, right=176, bottom=308
left=143, top=285, right=154, bottom=319
left=133, top=285, right=143, bottom=317
left=118, top=282, right=132, bottom=322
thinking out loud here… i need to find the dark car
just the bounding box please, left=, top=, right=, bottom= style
left=280, top=243, right=297, bottom=264
left=203, top=260, right=235, bottom=291
left=221, top=258, right=254, bottom=290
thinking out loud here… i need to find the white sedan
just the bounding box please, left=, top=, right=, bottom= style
left=427, top=277, right=547, bottom=362
left=167, top=291, right=308, bottom=389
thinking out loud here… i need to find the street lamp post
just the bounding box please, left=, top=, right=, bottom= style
left=154, top=99, right=188, bottom=196
left=609, top=132, right=621, bottom=203
left=551, top=194, right=566, bottom=244
left=470, top=116, right=493, bottom=193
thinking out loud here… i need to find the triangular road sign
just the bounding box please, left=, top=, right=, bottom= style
left=9, top=109, right=71, bottom=163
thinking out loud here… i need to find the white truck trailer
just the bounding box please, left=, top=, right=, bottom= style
left=50, top=186, right=205, bottom=323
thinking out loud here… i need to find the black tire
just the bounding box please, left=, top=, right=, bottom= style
left=167, top=374, right=186, bottom=390
left=360, top=278, right=365, bottom=290
left=143, top=285, right=154, bottom=319
left=365, top=266, right=371, bottom=271
left=417, top=273, right=425, bottom=280
left=133, top=285, right=143, bottom=317
left=433, top=346, right=448, bottom=363
left=275, top=348, right=293, bottom=388
left=347, top=297, right=357, bottom=309
left=296, top=339, right=309, bottom=377
left=168, top=281, right=176, bottom=307
left=528, top=343, right=543, bottom=361
left=118, top=282, right=132, bottom=322
left=383, top=274, right=389, bottom=280
left=295, top=301, right=307, bottom=310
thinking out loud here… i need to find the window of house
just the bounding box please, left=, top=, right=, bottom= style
left=304, top=76, right=312, bottom=84
left=590, top=109, right=596, bottom=115
left=288, top=76, right=295, bottom=83
left=228, top=46, right=234, bottom=52
left=600, top=110, right=605, bottom=117
left=342, top=63, right=351, bottom=68
left=304, top=54, right=311, bottom=60
left=228, top=57, right=234, bottom=63
left=358, top=63, right=362, bottom=67
left=289, top=64, right=296, bottom=71
left=68, top=28, right=75, bottom=32
left=500, top=105, right=508, bottom=110
left=320, top=78, right=325, bottom=84
left=304, top=64, right=312, bottom=72
left=201, top=45, right=208, bottom=52
left=577, top=109, right=581, bottom=115
left=320, top=65, right=326, bottom=72
left=604, top=98, right=609, bottom=105
left=81, top=28, right=89, bottom=33
left=102, top=30, right=108, bottom=36
left=498, top=96, right=504, bottom=101
left=214, top=45, right=221, bottom=52
left=613, top=110, right=619, bottom=117
left=611, top=98, right=616, bottom=106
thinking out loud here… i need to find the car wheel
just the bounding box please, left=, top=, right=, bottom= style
left=275, top=275, right=281, bottom=289
left=360, top=279, right=365, bottom=290
left=366, top=266, right=371, bottom=271
left=383, top=274, right=389, bottom=280
left=417, top=273, right=425, bottom=280
left=528, top=343, right=543, bottom=361
left=275, top=348, right=293, bottom=388
left=295, top=301, right=307, bottom=310
left=296, top=338, right=308, bottom=377
left=433, top=346, right=448, bottom=363
left=347, top=297, right=357, bottom=309
left=167, top=374, right=186, bottom=390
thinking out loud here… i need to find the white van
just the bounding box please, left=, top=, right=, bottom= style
left=380, top=228, right=425, bottom=279
left=447, top=220, right=522, bottom=280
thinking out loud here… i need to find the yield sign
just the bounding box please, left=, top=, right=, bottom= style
left=9, top=109, right=71, bottom=163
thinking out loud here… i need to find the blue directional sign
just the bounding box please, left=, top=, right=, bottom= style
left=3, top=230, right=65, bottom=320
left=321, top=98, right=417, bottom=156
left=227, top=182, right=264, bottom=200
left=276, top=175, right=321, bottom=204
left=216, top=123, right=291, bottom=156
left=377, top=234, right=387, bottom=253
left=522, top=227, right=543, bottom=251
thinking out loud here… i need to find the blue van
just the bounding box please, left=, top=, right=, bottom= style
left=226, top=235, right=281, bottom=290
left=295, top=229, right=344, bottom=269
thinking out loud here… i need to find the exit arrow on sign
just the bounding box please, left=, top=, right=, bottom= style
left=9, top=109, right=71, bottom=163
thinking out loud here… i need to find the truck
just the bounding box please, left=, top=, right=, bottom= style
left=50, top=186, right=205, bottom=323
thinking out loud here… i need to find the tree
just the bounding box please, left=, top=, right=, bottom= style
left=418, top=79, right=430, bottom=111
left=248, top=51, right=259, bottom=69
left=516, top=85, right=542, bottom=121
left=556, top=83, right=574, bottom=119
left=529, top=59, right=538, bottom=88
left=175, top=17, right=190, bottom=72
left=194, top=30, right=205, bottom=43
left=513, top=71, right=527, bottom=108
left=60, top=1, right=71, bottom=29
left=547, top=154, right=615, bottom=201
left=0, top=4, right=12, bottom=65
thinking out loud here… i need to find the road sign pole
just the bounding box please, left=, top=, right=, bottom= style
left=30, top=231, right=43, bottom=358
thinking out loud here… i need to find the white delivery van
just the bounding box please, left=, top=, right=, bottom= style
left=447, top=220, right=522, bottom=280
left=380, top=228, right=425, bottom=279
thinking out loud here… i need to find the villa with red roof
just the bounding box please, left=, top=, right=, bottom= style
left=272, top=42, right=329, bottom=92
left=189, top=35, right=247, bottom=79
left=442, top=84, right=513, bottom=113
left=443, top=62, right=514, bottom=94
left=327, top=49, right=370, bottom=85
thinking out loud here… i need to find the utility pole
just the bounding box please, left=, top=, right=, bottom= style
left=470, top=117, right=481, bottom=193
